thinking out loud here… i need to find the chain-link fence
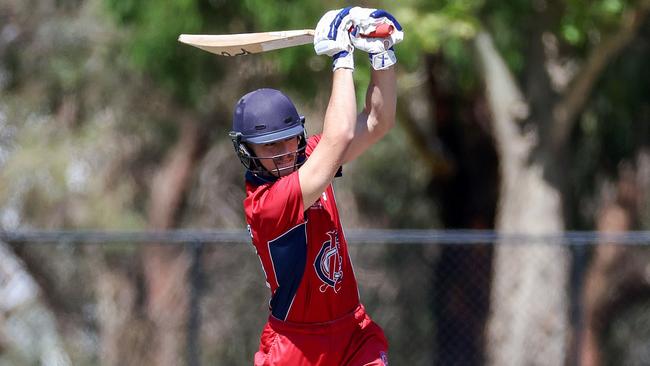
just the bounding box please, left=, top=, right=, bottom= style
left=1, top=230, right=650, bottom=365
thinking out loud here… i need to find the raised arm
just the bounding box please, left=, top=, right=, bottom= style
left=298, top=69, right=356, bottom=209
left=299, top=7, right=403, bottom=209
left=343, top=7, right=402, bottom=164
left=299, top=9, right=358, bottom=210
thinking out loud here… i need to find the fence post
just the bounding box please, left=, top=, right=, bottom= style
left=568, top=243, right=588, bottom=366
left=187, top=240, right=204, bottom=366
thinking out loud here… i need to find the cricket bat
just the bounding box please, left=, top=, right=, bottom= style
left=178, top=24, right=393, bottom=56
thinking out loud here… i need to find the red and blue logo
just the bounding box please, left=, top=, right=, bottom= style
left=314, top=230, right=343, bottom=293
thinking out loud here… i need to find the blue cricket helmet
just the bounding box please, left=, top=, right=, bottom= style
left=229, top=88, right=307, bottom=179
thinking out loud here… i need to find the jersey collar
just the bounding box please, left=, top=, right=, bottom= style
left=245, top=171, right=276, bottom=186
left=244, top=165, right=342, bottom=187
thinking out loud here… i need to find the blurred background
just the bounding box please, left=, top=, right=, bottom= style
left=1, top=0, right=649, bottom=365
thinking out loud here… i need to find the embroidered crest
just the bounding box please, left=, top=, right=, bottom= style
left=314, top=230, right=343, bottom=293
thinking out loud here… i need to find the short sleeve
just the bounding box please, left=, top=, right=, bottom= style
left=306, top=134, right=321, bottom=156
left=245, top=171, right=305, bottom=239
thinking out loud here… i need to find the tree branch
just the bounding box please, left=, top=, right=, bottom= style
left=142, top=111, right=211, bottom=366
left=552, top=2, right=650, bottom=150
left=474, top=31, right=530, bottom=169
left=147, top=116, right=208, bottom=230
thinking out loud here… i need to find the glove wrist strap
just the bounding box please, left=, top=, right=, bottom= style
left=333, top=51, right=355, bottom=71
left=369, top=49, right=396, bottom=70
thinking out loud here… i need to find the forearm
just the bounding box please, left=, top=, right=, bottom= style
left=363, top=66, right=397, bottom=134
left=298, top=69, right=356, bottom=208
left=322, top=69, right=356, bottom=150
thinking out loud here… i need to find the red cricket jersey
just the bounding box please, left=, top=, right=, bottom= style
left=244, top=135, right=360, bottom=323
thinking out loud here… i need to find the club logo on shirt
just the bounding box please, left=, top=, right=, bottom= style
left=314, top=230, right=343, bottom=293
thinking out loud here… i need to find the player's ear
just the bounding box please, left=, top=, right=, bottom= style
left=243, top=143, right=257, bottom=157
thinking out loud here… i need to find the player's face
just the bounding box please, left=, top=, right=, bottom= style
left=249, top=137, right=300, bottom=177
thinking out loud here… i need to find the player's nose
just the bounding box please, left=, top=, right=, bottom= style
left=274, top=140, right=293, bottom=155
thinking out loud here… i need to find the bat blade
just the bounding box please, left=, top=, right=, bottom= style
left=178, top=30, right=315, bottom=56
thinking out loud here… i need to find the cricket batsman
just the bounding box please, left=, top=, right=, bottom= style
left=228, top=7, right=403, bottom=365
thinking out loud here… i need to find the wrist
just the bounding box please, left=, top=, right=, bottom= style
left=332, top=50, right=354, bottom=71
left=369, top=49, right=396, bottom=70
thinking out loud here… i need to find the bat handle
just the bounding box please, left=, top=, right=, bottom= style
left=365, top=23, right=394, bottom=38
left=350, top=23, right=394, bottom=38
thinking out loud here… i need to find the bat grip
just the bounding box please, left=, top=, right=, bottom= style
left=350, top=23, right=394, bottom=38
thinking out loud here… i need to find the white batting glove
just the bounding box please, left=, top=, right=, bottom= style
left=349, top=8, right=404, bottom=70
left=313, top=7, right=355, bottom=71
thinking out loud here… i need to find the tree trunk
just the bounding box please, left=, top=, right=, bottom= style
left=580, top=154, right=649, bottom=366
left=487, top=170, right=569, bottom=366
left=475, top=32, right=570, bottom=366
left=425, top=53, right=497, bottom=366
left=95, top=254, right=154, bottom=366
left=580, top=197, right=630, bottom=366
left=94, top=115, right=208, bottom=366
left=143, top=116, right=207, bottom=366
left=475, top=7, right=648, bottom=357
left=0, top=241, right=71, bottom=365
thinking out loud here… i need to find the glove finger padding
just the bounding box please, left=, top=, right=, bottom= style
left=351, top=24, right=403, bottom=54
left=349, top=8, right=403, bottom=70
left=314, top=7, right=355, bottom=70
left=350, top=8, right=403, bottom=35
left=350, top=9, right=403, bottom=53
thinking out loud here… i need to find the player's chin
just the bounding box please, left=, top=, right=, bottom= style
left=274, top=162, right=297, bottom=177
left=277, top=166, right=295, bottom=177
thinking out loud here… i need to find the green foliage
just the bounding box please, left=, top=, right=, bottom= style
left=101, top=0, right=340, bottom=104
left=477, top=0, right=530, bottom=72
left=240, top=0, right=333, bottom=97
left=100, top=0, right=485, bottom=103
left=103, top=0, right=212, bottom=105
left=481, top=0, right=638, bottom=73
left=569, top=23, right=650, bottom=228
left=562, top=0, right=628, bottom=47
left=382, top=0, right=480, bottom=70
